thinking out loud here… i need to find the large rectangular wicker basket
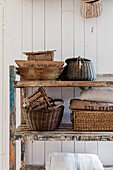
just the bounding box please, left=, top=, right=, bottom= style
left=73, top=110, right=113, bottom=131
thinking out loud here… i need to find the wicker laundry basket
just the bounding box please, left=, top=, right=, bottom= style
left=23, top=99, right=64, bottom=131
left=80, top=0, right=103, bottom=18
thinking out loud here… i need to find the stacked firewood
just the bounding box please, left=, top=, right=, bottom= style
left=23, top=87, right=51, bottom=111
left=22, top=87, right=64, bottom=131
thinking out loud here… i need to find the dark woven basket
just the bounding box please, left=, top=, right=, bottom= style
left=23, top=99, right=64, bottom=131
left=59, top=56, right=96, bottom=81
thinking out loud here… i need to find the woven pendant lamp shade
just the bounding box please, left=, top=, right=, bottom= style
left=81, top=0, right=96, bottom=2
left=80, top=0, right=103, bottom=18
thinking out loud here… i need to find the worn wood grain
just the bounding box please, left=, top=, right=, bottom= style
left=21, top=140, right=25, bottom=168
left=15, top=80, right=113, bottom=88
left=21, top=88, right=26, bottom=124
left=20, top=165, right=45, bottom=170
left=15, top=60, right=64, bottom=68
left=19, top=165, right=113, bottom=170
left=15, top=124, right=113, bottom=141
left=9, top=66, right=16, bottom=170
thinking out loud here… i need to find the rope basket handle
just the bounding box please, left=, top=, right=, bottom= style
left=48, top=97, right=64, bottom=109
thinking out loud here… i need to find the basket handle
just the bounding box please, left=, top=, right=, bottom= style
left=49, top=99, right=64, bottom=109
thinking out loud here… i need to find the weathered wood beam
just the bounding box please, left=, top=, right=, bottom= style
left=15, top=80, right=113, bottom=88
left=15, top=124, right=113, bottom=141
left=21, top=140, right=25, bottom=168
left=9, top=66, right=16, bottom=170
left=20, top=165, right=45, bottom=170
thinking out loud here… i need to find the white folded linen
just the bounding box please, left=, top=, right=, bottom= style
left=46, top=152, right=104, bottom=170
left=80, top=87, right=113, bottom=103
left=46, top=152, right=75, bottom=170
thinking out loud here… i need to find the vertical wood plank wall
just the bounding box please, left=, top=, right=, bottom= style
left=3, top=0, right=113, bottom=169
left=0, top=3, right=4, bottom=170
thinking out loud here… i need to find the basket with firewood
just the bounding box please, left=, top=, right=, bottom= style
left=23, top=87, right=64, bottom=131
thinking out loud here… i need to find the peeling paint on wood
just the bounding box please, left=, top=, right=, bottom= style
left=9, top=66, right=16, bottom=170
left=20, top=165, right=45, bottom=169
left=15, top=124, right=113, bottom=141
left=9, top=66, right=113, bottom=170
left=21, top=140, right=25, bottom=168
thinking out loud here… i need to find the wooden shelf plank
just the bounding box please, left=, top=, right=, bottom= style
left=15, top=124, right=113, bottom=141
left=20, top=165, right=45, bottom=170
left=20, top=165, right=113, bottom=170
left=15, top=80, right=113, bottom=88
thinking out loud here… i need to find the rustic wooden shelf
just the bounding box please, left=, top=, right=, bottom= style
left=19, top=165, right=113, bottom=170
left=16, top=124, right=113, bottom=141
left=9, top=66, right=113, bottom=170
left=15, top=80, right=113, bottom=88
left=20, top=165, right=45, bottom=170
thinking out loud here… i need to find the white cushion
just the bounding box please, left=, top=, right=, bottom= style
left=80, top=87, right=113, bottom=103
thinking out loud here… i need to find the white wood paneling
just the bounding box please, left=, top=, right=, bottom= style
left=33, top=142, right=44, bottom=165
left=45, top=0, right=61, bottom=60
left=85, top=141, right=97, bottom=154
left=62, top=11, right=73, bottom=60
left=74, top=0, right=84, bottom=57
left=33, top=0, right=44, bottom=51
left=97, top=0, right=113, bottom=74
left=25, top=141, right=33, bottom=165
left=45, top=141, right=61, bottom=164
left=62, top=0, right=73, bottom=11
left=75, top=141, right=84, bottom=153
left=23, top=0, right=33, bottom=58
left=98, top=142, right=113, bottom=166
left=85, top=18, right=97, bottom=71
left=62, top=141, right=74, bottom=153
left=0, top=4, right=3, bottom=170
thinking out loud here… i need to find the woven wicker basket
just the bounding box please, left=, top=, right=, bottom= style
left=80, top=0, right=103, bottom=18
left=23, top=99, right=64, bottom=131
left=81, top=0, right=97, bottom=2
left=59, top=57, right=96, bottom=81
left=72, top=110, right=113, bottom=131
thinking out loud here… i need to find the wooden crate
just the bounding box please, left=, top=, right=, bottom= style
left=24, top=50, right=56, bottom=61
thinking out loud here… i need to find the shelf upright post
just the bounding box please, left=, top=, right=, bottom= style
left=9, top=66, right=16, bottom=170
left=21, top=140, right=25, bottom=168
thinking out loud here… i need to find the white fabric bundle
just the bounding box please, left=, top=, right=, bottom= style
left=46, top=152, right=104, bottom=170
left=46, top=153, right=75, bottom=170
left=80, top=87, right=113, bottom=103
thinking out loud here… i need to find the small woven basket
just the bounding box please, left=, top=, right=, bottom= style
left=59, top=57, right=96, bottom=81
left=72, top=110, right=113, bottom=131
left=23, top=99, right=64, bottom=131
left=80, top=0, right=103, bottom=18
